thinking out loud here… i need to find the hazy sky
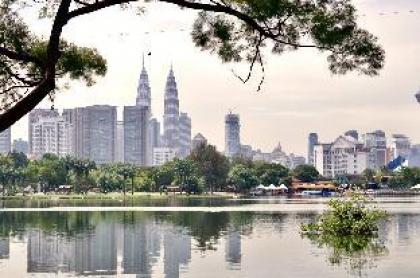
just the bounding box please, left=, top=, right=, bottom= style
left=12, top=0, right=420, bottom=155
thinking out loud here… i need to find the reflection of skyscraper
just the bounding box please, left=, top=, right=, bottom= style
left=122, top=222, right=161, bottom=275
left=164, top=227, right=191, bottom=278
left=27, top=229, right=73, bottom=273
left=225, top=228, right=241, bottom=266
left=74, top=222, right=117, bottom=275
left=0, top=237, right=9, bottom=260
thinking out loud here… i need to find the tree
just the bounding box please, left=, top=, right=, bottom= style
left=1, top=0, right=384, bottom=131
left=189, top=143, right=229, bottom=192
left=37, top=154, right=67, bottom=192
left=362, top=168, right=376, bottom=183
left=172, top=159, right=201, bottom=192
left=293, top=164, right=319, bottom=183
left=253, top=161, right=289, bottom=185
left=228, top=164, right=259, bottom=192
left=64, top=156, right=96, bottom=193
left=114, top=163, right=136, bottom=195
left=0, top=155, right=13, bottom=196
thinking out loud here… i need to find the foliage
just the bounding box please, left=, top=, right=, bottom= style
left=301, top=196, right=387, bottom=236
left=188, top=143, right=229, bottom=191
left=228, top=164, right=259, bottom=192
left=0, top=0, right=384, bottom=130
left=254, top=161, right=289, bottom=185
left=293, top=164, right=319, bottom=182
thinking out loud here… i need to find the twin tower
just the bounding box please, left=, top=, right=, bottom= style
left=126, top=58, right=191, bottom=166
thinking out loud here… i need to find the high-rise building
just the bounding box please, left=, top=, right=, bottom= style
left=391, top=134, right=411, bottom=160
left=115, top=121, right=124, bottom=162
left=28, top=109, right=59, bottom=154
left=30, top=116, right=71, bottom=158
left=362, top=130, right=387, bottom=169
left=0, top=128, right=11, bottom=154
left=72, top=105, right=117, bottom=164
left=12, top=138, right=28, bottom=154
left=344, top=130, right=359, bottom=141
left=191, top=133, right=207, bottom=150
left=307, top=133, right=318, bottom=165
left=136, top=56, right=151, bottom=108
left=149, top=118, right=161, bottom=149
left=124, top=106, right=149, bottom=166
left=178, top=112, right=191, bottom=158
left=163, top=66, right=180, bottom=152
left=225, top=113, right=240, bottom=158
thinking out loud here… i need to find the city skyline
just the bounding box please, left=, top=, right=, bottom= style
left=7, top=0, right=420, bottom=155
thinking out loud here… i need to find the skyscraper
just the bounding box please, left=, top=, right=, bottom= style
left=163, top=66, right=180, bottom=152
left=225, top=113, right=241, bottom=158
left=115, top=121, right=124, bottom=162
left=391, top=134, right=411, bottom=160
left=149, top=118, right=161, bottom=149
left=28, top=109, right=59, bottom=154
left=307, top=133, right=319, bottom=165
left=72, top=105, right=117, bottom=164
left=136, top=56, right=152, bottom=108
left=178, top=112, right=191, bottom=158
left=124, top=106, right=149, bottom=166
left=0, top=128, right=11, bottom=154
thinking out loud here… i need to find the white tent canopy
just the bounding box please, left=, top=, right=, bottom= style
left=268, top=184, right=277, bottom=190
left=279, top=184, right=288, bottom=190
left=256, top=184, right=266, bottom=190
left=410, top=184, right=420, bottom=190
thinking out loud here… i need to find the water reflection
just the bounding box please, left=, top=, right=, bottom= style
left=1, top=211, right=420, bottom=277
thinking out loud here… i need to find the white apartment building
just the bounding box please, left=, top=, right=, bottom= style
left=31, top=116, right=71, bottom=158
left=152, top=147, right=176, bottom=166
left=314, top=136, right=375, bottom=178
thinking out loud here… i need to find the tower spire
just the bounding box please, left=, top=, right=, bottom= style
left=142, top=52, right=145, bottom=69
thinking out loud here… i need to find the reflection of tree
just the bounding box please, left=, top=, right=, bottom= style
left=305, top=234, right=388, bottom=277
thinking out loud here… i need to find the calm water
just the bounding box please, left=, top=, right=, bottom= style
left=1, top=197, right=420, bottom=277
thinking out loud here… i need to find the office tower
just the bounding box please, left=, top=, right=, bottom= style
left=0, top=128, right=11, bottom=154
left=178, top=112, right=191, bottom=158
left=73, top=105, right=117, bottom=164
left=115, top=121, right=124, bottom=162
left=163, top=66, right=180, bottom=152
left=124, top=106, right=149, bottom=166
left=225, top=113, right=241, bottom=158
left=136, top=56, right=151, bottom=108
left=149, top=118, right=161, bottom=149
left=307, top=133, right=318, bottom=165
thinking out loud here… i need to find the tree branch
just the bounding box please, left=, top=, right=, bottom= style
left=0, top=46, right=43, bottom=66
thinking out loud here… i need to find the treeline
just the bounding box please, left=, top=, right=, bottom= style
left=0, top=143, right=320, bottom=195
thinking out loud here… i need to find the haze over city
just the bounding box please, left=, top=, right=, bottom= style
left=10, top=0, right=420, bottom=154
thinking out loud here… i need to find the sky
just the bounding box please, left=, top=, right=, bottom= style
left=11, top=0, right=420, bottom=156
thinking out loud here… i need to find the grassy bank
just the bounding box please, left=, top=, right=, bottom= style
left=0, top=192, right=237, bottom=201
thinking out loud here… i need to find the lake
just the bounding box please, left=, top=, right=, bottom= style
left=1, top=197, right=420, bottom=277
